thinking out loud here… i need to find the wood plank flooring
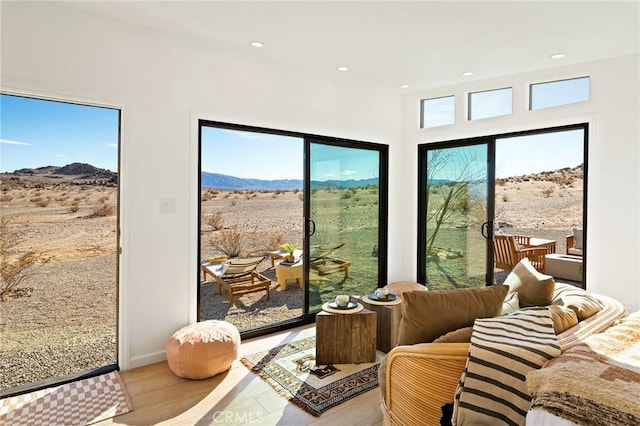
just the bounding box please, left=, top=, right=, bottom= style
left=96, top=324, right=383, bottom=425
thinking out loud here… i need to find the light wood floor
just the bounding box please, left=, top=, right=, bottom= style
left=96, top=324, right=383, bottom=426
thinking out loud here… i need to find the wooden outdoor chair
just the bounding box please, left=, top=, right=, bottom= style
left=494, top=235, right=547, bottom=274
left=308, top=243, right=351, bottom=279
left=205, top=256, right=271, bottom=307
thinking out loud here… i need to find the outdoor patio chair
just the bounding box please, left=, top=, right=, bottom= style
left=308, top=243, right=351, bottom=279
left=494, top=235, right=547, bottom=274
left=204, top=256, right=271, bottom=307
left=565, top=228, right=583, bottom=257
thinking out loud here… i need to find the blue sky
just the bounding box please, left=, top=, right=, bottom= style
left=201, top=127, right=303, bottom=180
left=496, top=129, right=584, bottom=178
left=0, top=94, right=119, bottom=173
left=202, top=127, right=379, bottom=182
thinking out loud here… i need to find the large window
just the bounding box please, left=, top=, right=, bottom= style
left=0, top=94, right=120, bottom=395
left=418, top=124, right=586, bottom=289
left=198, top=121, right=388, bottom=338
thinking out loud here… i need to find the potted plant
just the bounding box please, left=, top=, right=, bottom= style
left=279, top=243, right=298, bottom=263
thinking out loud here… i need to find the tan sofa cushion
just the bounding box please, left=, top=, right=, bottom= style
left=397, top=285, right=509, bottom=346
left=549, top=304, right=579, bottom=334
left=552, top=282, right=603, bottom=321
left=504, top=258, right=555, bottom=307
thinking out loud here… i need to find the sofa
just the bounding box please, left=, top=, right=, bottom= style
left=380, top=260, right=627, bottom=426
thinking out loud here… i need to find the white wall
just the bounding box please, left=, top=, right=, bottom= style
left=1, top=3, right=403, bottom=369
left=402, top=54, right=640, bottom=313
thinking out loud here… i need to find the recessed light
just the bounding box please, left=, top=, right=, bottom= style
left=250, top=41, right=265, bottom=48
left=550, top=53, right=566, bottom=59
left=461, top=71, right=474, bottom=77
left=337, top=66, right=349, bottom=72
left=400, top=84, right=410, bottom=89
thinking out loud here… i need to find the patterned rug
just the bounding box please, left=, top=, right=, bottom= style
left=0, top=370, right=133, bottom=425
left=241, top=336, right=380, bottom=416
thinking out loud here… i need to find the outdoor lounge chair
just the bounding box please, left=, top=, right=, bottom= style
left=565, top=228, right=583, bottom=256
left=494, top=235, right=547, bottom=273
left=308, top=243, right=351, bottom=279
left=202, top=256, right=270, bottom=307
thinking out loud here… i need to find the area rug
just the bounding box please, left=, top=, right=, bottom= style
left=241, top=336, right=380, bottom=416
left=0, top=370, right=133, bottom=426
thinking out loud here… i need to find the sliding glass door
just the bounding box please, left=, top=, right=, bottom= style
left=199, top=121, right=388, bottom=337
left=418, top=124, right=587, bottom=289
left=307, top=141, right=387, bottom=312
left=418, top=141, right=492, bottom=289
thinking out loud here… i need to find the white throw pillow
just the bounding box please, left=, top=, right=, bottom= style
left=501, top=291, right=520, bottom=315
left=572, top=228, right=583, bottom=249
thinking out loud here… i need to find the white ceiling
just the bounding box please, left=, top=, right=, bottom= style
left=65, top=1, right=639, bottom=91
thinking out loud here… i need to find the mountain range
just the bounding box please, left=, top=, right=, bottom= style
left=201, top=172, right=379, bottom=190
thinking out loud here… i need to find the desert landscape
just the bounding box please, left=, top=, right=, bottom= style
left=0, top=163, right=582, bottom=391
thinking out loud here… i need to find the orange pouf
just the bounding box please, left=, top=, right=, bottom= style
left=166, top=320, right=240, bottom=379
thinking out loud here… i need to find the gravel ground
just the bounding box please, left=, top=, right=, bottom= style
left=199, top=264, right=303, bottom=330
left=1, top=256, right=117, bottom=390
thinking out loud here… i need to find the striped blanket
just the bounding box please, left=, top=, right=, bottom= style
left=452, top=307, right=560, bottom=426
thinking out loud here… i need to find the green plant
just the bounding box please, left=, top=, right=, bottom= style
left=279, top=243, right=298, bottom=262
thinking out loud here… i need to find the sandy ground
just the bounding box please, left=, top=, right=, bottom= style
left=1, top=170, right=583, bottom=390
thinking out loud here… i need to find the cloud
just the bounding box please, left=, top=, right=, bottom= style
left=341, top=170, right=357, bottom=176
left=107, top=143, right=118, bottom=148
left=0, top=139, right=32, bottom=146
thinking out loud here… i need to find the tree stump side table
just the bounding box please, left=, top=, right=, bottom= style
left=360, top=295, right=402, bottom=353
left=316, top=306, right=376, bottom=364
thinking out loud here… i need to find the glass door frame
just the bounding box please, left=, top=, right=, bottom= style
left=0, top=91, right=121, bottom=398
left=198, top=120, right=388, bottom=340
left=305, top=137, right=389, bottom=313
left=417, top=137, right=495, bottom=286
left=417, top=123, right=588, bottom=288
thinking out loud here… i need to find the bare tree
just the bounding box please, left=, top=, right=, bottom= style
left=425, top=149, right=485, bottom=256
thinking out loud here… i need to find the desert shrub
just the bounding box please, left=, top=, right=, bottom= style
left=1, top=194, right=13, bottom=202
left=298, top=193, right=303, bottom=201
left=205, top=211, right=224, bottom=231
left=541, top=187, right=555, bottom=197
left=98, top=196, right=109, bottom=203
left=92, top=200, right=114, bottom=217
left=36, top=198, right=50, bottom=207
left=30, top=196, right=43, bottom=203
left=230, top=200, right=237, bottom=207
left=0, top=217, right=51, bottom=300
left=501, top=194, right=509, bottom=202
left=268, top=232, right=284, bottom=250
left=293, top=188, right=300, bottom=194
left=210, top=227, right=244, bottom=257
left=69, top=201, right=80, bottom=213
